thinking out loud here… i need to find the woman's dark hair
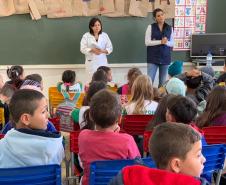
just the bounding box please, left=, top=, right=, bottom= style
left=146, top=94, right=175, bottom=131
left=62, top=70, right=76, bottom=92
left=82, top=81, right=107, bottom=130
left=196, top=86, right=226, bottom=128
left=6, top=65, right=24, bottom=89
left=89, top=17, right=102, bottom=35
left=153, top=8, right=164, bottom=18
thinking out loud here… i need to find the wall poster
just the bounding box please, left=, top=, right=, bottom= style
left=174, top=0, right=207, bottom=50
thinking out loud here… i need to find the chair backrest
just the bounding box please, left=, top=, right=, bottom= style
left=0, top=134, right=5, bottom=139
left=0, top=164, right=61, bottom=185
left=48, top=87, right=85, bottom=116
left=0, top=107, right=5, bottom=129
left=70, top=130, right=81, bottom=153
left=202, top=126, right=226, bottom=144
left=89, top=158, right=155, bottom=185
left=48, top=117, right=61, bottom=132
left=201, top=144, right=225, bottom=183
left=122, top=115, right=154, bottom=135
left=143, top=131, right=153, bottom=154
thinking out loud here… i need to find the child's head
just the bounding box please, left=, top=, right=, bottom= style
left=90, top=89, right=121, bottom=129
left=168, top=61, right=183, bottom=78
left=9, top=89, right=48, bottom=130
left=165, top=77, right=186, bottom=96
left=197, top=86, right=226, bottom=128
left=25, top=73, right=43, bottom=90
left=91, top=69, right=108, bottom=83
left=0, top=84, right=16, bottom=104
left=127, top=67, right=142, bottom=91
left=150, top=122, right=205, bottom=177
left=7, top=65, right=24, bottom=80
left=7, top=65, right=24, bottom=89
left=20, top=80, right=42, bottom=93
left=82, top=81, right=107, bottom=130
left=62, top=70, right=76, bottom=84
left=166, top=95, right=197, bottom=124
left=130, top=75, right=154, bottom=114
left=97, top=66, right=112, bottom=82
left=83, top=81, right=107, bottom=106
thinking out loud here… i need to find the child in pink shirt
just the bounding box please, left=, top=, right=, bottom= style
left=78, top=90, right=140, bottom=185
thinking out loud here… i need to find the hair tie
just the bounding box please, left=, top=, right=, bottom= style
left=64, top=82, right=71, bottom=86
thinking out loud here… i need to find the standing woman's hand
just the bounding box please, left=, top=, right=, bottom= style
left=161, top=37, right=168, bottom=45
left=91, top=48, right=102, bottom=55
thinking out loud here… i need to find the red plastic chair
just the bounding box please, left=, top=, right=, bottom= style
left=48, top=117, right=61, bottom=132
left=143, top=131, right=152, bottom=157
left=0, top=134, right=5, bottom=139
left=68, top=130, right=81, bottom=183
left=121, top=115, right=154, bottom=135
left=70, top=131, right=81, bottom=154
left=202, top=126, right=226, bottom=144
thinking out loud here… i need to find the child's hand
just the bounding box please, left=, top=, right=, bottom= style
left=186, top=69, right=201, bottom=77
left=113, top=125, right=120, bottom=133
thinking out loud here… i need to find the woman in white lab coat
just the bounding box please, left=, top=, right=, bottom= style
left=80, top=17, right=113, bottom=82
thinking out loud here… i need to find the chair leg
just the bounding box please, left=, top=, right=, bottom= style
left=215, top=169, right=223, bottom=185
left=71, top=152, right=75, bottom=176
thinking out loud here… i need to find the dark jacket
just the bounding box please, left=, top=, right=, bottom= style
left=147, top=23, right=172, bottom=65
left=110, top=165, right=210, bottom=185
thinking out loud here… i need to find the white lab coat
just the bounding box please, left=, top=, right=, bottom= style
left=80, top=32, right=113, bottom=82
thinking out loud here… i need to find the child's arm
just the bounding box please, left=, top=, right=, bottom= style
left=57, top=82, right=63, bottom=92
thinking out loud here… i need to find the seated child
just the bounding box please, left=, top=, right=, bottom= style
left=2, top=77, right=56, bottom=134
left=57, top=70, right=82, bottom=99
left=166, top=95, right=197, bottom=124
left=124, top=75, right=158, bottom=115
left=110, top=123, right=208, bottom=185
left=0, top=84, right=16, bottom=127
left=97, top=66, right=117, bottom=89
left=0, top=89, right=64, bottom=168
left=165, top=95, right=207, bottom=143
left=84, top=69, right=108, bottom=92
left=78, top=89, right=140, bottom=185
left=71, top=81, right=106, bottom=129
left=117, top=67, right=142, bottom=95
left=97, top=66, right=113, bottom=83
left=150, top=123, right=206, bottom=179
left=6, top=65, right=24, bottom=89
left=176, top=68, right=214, bottom=104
